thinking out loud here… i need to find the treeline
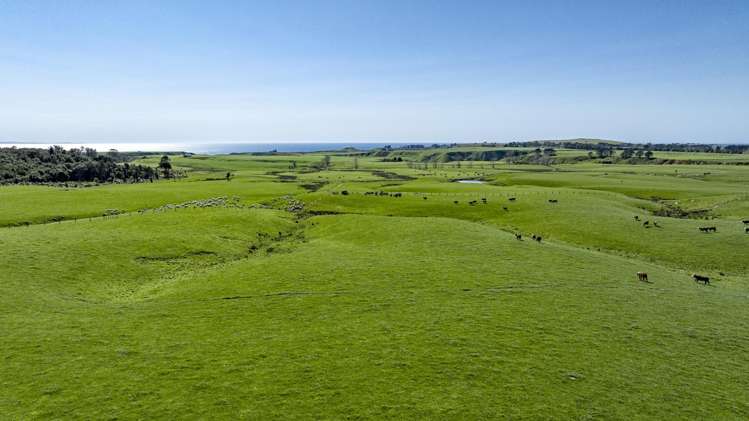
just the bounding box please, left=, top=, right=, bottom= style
left=418, top=149, right=534, bottom=163
left=0, top=146, right=159, bottom=184
left=506, top=140, right=749, bottom=154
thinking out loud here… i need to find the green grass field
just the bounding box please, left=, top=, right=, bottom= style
left=2, top=149, right=749, bottom=419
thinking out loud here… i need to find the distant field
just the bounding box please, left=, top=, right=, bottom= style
left=2, top=148, right=748, bottom=419
left=652, top=150, right=749, bottom=161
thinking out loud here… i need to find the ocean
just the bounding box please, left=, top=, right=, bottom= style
left=0, top=142, right=438, bottom=154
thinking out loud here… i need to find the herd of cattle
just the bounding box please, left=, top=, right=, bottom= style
left=338, top=190, right=747, bottom=286
left=637, top=271, right=711, bottom=285
left=634, top=215, right=748, bottom=234
left=351, top=190, right=749, bottom=238
left=634, top=216, right=662, bottom=228
left=699, top=219, right=749, bottom=233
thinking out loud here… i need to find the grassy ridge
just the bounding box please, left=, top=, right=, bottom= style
left=0, top=180, right=300, bottom=226
left=304, top=184, right=748, bottom=276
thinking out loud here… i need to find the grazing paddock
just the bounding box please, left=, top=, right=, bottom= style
left=2, top=150, right=749, bottom=419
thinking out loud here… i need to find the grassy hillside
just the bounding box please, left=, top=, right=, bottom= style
left=2, top=148, right=748, bottom=419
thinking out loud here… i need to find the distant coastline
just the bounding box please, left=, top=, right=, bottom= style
left=3, top=140, right=746, bottom=155
left=0, top=142, right=439, bottom=154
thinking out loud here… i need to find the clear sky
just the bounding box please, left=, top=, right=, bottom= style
left=1, top=0, right=747, bottom=143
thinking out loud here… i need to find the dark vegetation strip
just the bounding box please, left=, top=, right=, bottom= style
left=1, top=146, right=159, bottom=183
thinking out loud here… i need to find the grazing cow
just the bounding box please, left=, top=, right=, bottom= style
left=634, top=215, right=640, bottom=221
left=643, top=221, right=650, bottom=227
left=535, top=235, right=542, bottom=243
left=454, top=200, right=459, bottom=204
left=502, top=206, right=509, bottom=211
left=742, top=219, right=749, bottom=224
left=548, top=199, right=558, bottom=203
left=699, top=226, right=717, bottom=233
left=745, top=227, right=749, bottom=234
left=515, top=233, right=522, bottom=240
left=509, top=197, right=516, bottom=201
left=692, top=274, right=710, bottom=285
left=637, top=272, right=648, bottom=282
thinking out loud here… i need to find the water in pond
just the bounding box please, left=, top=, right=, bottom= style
left=456, top=180, right=485, bottom=184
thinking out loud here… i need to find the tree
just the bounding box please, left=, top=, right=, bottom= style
left=322, top=155, right=331, bottom=169
left=620, top=148, right=634, bottom=159
left=596, top=146, right=612, bottom=158
left=352, top=157, right=358, bottom=170
left=159, top=155, right=172, bottom=178
left=644, top=150, right=654, bottom=160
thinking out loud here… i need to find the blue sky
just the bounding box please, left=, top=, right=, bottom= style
left=1, top=0, right=747, bottom=143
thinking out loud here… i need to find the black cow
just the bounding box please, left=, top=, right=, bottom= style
left=515, top=234, right=522, bottom=240
left=548, top=199, right=558, bottom=203
left=637, top=272, right=648, bottom=282
left=509, top=197, right=516, bottom=201
left=692, top=274, right=710, bottom=285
